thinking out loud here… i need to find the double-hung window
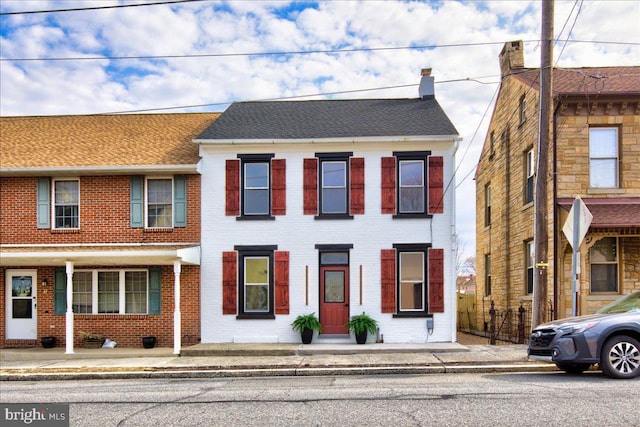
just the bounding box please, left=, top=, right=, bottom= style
left=399, top=250, right=425, bottom=312
left=243, top=161, right=270, bottom=216
left=519, top=95, right=526, bottom=125
left=485, top=183, right=491, bottom=226
left=72, top=269, right=148, bottom=314
left=526, top=240, right=534, bottom=294
left=237, top=247, right=275, bottom=317
left=525, top=149, right=534, bottom=204
left=53, top=179, right=79, bottom=229
left=589, top=127, right=619, bottom=188
left=319, top=155, right=349, bottom=216
left=226, top=154, right=285, bottom=219
left=590, top=237, right=618, bottom=293
left=485, top=254, right=492, bottom=296
left=392, top=244, right=429, bottom=316
left=146, top=178, right=173, bottom=228
left=399, top=160, right=425, bottom=214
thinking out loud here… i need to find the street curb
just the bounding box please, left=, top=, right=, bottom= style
left=0, top=363, right=558, bottom=381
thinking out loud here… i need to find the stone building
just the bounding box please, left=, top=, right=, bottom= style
left=475, top=41, right=640, bottom=334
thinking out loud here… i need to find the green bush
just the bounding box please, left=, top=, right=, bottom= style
left=347, top=312, right=378, bottom=335
left=291, top=313, right=322, bottom=332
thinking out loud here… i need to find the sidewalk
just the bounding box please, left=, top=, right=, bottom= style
left=0, top=340, right=557, bottom=381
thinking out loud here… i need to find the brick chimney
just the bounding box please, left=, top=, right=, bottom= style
left=419, top=68, right=434, bottom=99
left=499, top=40, right=525, bottom=77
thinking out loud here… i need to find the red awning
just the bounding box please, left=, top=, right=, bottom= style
left=557, top=198, right=640, bottom=228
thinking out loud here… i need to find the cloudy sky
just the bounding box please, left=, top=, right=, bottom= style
left=1, top=0, right=639, bottom=263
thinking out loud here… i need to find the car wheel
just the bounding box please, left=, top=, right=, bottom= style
left=556, top=363, right=591, bottom=374
left=600, top=335, right=640, bottom=379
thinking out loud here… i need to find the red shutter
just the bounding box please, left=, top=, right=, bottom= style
left=303, top=158, right=318, bottom=215
left=381, top=249, right=396, bottom=313
left=271, top=159, right=286, bottom=216
left=428, top=248, right=444, bottom=313
left=428, top=156, right=444, bottom=214
left=225, top=159, right=240, bottom=216
left=381, top=157, right=396, bottom=214
left=350, top=157, right=365, bottom=215
left=275, top=251, right=290, bottom=314
left=222, top=251, right=238, bottom=314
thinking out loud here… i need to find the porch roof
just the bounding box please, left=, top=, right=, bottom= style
left=0, top=244, right=201, bottom=267
left=557, top=197, right=640, bottom=228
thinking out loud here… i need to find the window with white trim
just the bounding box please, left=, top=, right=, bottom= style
left=72, top=269, right=148, bottom=314
left=237, top=248, right=275, bottom=317
left=320, top=160, right=348, bottom=214
left=53, top=178, right=79, bottom=229
left=526, top=240, right=534, bottom=294
left=485, top=183, right=491, bottom=226
left=590, top=237, right=618, bottom=293
left=525, top=148, right=534, bottom=204
left=519, top=95, right=526, bottom=125
left=399, top=251, right=425, bottom=312
left=399, top=160, right=425, bottom=214
left=485, top=254, right=491, bottom=296
left=146, top=178, right=173, bottom=228
left=589, top=127, right=618, bottom=188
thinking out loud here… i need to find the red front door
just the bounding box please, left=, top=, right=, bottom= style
left=319, top=266, right=349, bottom=334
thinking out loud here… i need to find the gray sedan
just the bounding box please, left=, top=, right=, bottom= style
left=528, top=291, right=640, bottom=379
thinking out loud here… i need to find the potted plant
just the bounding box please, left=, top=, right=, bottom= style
left=291, top=313, right=322, bottom=344
left=348, top=312, right=378, bottom=344
left=79, top=331, right=104, bottom=348
left=40, top=336, right=56, bottom=348
left=142, top=336, right=157, bottom=349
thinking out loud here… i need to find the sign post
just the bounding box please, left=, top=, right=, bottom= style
left=562, top=197, right=593, bottom=317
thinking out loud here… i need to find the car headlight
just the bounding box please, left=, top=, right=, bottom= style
left=559, top=321, right=599, bottom=334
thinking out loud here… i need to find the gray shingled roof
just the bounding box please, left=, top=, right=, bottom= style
left=195, top=98, right=459, bottom=140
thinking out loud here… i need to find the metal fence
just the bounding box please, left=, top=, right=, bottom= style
left=457, top=296, right=554, bottom=345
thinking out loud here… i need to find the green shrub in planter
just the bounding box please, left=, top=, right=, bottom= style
left=291, top=313, right=322, bottom=344
left=348, top=312, right=378, bottom=344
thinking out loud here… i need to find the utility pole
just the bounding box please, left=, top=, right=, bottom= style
left=532, top=0, right=554, bottom=329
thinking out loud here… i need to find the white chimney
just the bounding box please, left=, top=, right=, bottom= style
left=419, top=68, right=434, bottom=99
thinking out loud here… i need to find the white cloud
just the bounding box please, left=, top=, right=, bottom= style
left=1, top=0, right=638, bottom=261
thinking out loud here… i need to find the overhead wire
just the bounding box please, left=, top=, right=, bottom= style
left=0, top=0, right=207, bottom=15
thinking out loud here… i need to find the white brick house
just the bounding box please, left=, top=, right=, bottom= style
left=195, top=71, right=460, bottom=343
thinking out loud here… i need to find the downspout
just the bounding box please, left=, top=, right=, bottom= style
left=552, top=97, right=560, bottom=320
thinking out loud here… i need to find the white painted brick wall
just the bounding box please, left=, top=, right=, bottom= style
left=200, top=140, right=457, bottom=343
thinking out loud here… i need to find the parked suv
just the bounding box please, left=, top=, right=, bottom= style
left=528, top=292, right=640, bottom=379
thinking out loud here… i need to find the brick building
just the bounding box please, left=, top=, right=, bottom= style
left=475, top=40, right=640, bottom=334
left=195, top=70, right=461, bottom=344
left=1, top=113, right=218, bottom=351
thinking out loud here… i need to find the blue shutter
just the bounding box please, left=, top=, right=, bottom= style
left=148, top=268, right=162, bottom=315
left=37, top=178, right=50, bottom=229
left=130, top=177, right=144, bottom=228
left=174, top=176, right=187, bottom=227
left=54, top=268, right=66, bottom=315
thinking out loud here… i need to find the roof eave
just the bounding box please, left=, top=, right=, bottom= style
left=0, top=164, right=200, bottom=177
left=194, top=135, right=461, bottom=145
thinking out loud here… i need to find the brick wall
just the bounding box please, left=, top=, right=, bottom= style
left=1, top=265, right=200, bottom=348
left=1, top=174, right=201, bottom=348
left=0, top=175, right=201, bottom=244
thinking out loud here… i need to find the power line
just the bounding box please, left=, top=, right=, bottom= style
left=100, top=77, right=501, bottom=115
left=1, top=41, right=532, bottom=62
left=3, top=40, right=637, bottom=63
left=0, top=0, right=206, bottom=16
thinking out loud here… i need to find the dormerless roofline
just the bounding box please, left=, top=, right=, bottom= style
left=194, top=135, right=461, bottom=145
left=0, top=164, right=200, bottom=177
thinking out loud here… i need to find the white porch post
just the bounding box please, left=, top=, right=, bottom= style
left=173, top=261, right=182, bottom=355
left=65, top=261, right=75, bottom=354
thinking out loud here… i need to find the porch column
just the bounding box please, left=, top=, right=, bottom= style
left=173, top=261, right=181, bottom=355
left=65, top=261, right=74, bottom=354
